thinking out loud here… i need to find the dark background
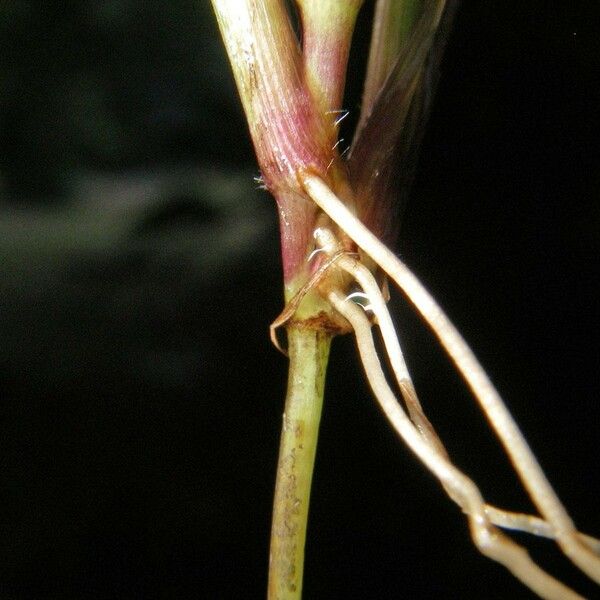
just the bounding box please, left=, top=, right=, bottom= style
left=1, top=1, right=598, bottom=598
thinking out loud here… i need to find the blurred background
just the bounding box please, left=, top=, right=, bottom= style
left=1, top=1, right=598, bottom=598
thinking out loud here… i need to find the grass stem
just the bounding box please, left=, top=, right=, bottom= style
left=268, top=326, right=332, bottom=600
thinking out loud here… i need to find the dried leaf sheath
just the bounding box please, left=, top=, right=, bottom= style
left=350, top=0, right=457, bottom=245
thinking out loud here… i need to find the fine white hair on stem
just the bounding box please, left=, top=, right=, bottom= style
left=328, top=288, right=583, bottom=600
left=302, top=171, right=600, bottom=584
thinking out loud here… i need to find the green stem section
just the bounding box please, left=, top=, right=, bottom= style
left=268, top=326, right=332, bottom=600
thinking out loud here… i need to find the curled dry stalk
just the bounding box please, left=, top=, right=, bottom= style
left=210, top=0, right=599, bottom=597
left=301, top=175, right=600, bottom=586
left=326, top=289, right=582, bottom=600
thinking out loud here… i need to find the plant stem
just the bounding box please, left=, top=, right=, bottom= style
left=268, top=326, right=332, bottom=600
